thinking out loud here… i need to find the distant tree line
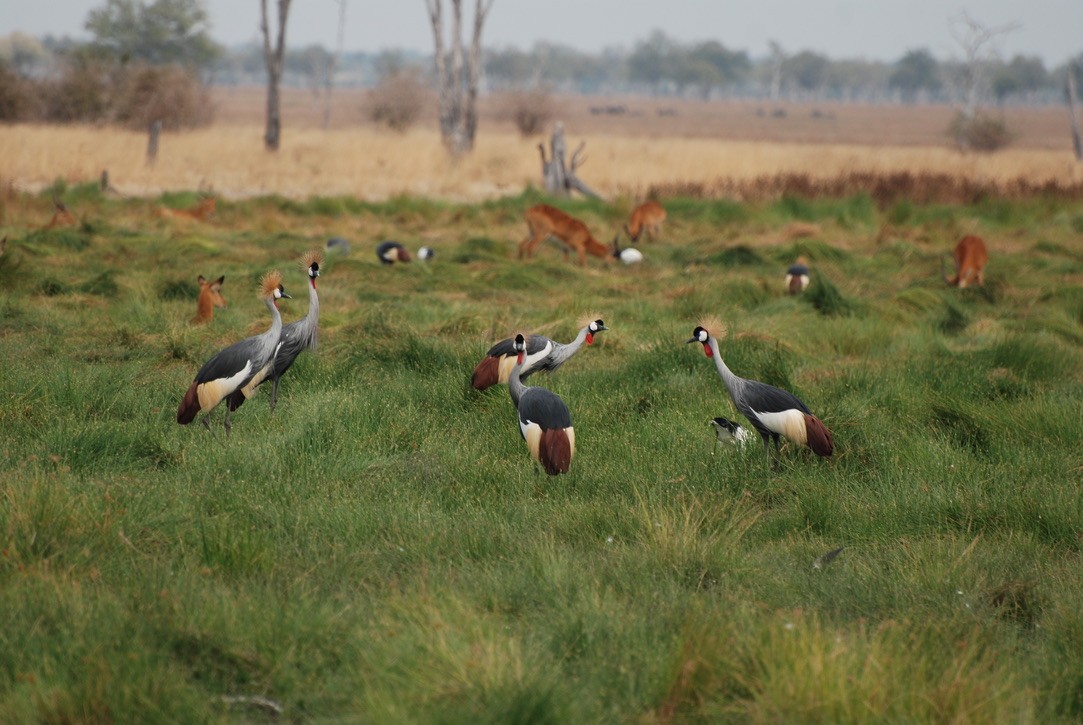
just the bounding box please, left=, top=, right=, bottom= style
left=2, top=16, right=1081, bottom=129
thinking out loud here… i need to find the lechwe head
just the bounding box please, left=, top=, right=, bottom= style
left=942, top=235, right=988, bottom=288
left=190, top=275, right=226, bottom=325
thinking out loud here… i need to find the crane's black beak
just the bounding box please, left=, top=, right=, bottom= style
left=281, top=292, right=292, bottom=299
left=685, top=337, right=698, bottom=344
left=599, top=324, right=609, bottom=331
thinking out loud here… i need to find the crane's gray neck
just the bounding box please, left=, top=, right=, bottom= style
left=306, top=278, right=320, bottom=351
left=260, top=298, right=284, bottom=354
left=708, top=336, right=743, bottom=400
left=508, top=357, right=528, bottom=406
left=550, top=325, right=589, bottom=366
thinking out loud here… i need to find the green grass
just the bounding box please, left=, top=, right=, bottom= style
left=1, top=190, right=1082, bottom=722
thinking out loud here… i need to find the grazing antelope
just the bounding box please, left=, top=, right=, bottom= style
left=785, top=256, right=810, bottom=295
left=942, top=235, right=988, bottom=288
left=190, top=275, right=227, bottom=325
left=519, top=204, right=612, bottom=267
left=157, top=196, right=216, bottom=222
left=44, top=194, right=76, bottom=230
left=624, top=200, right=666, bottom=243
left=177, top=271, right=290, bottom=436
left=687, top=325, right=833, bottom=467
left=472, top=318, right=608, bottom=391
left=376, top=240, right=412, bottom=264
left=507, top=334, right=575, bottom=475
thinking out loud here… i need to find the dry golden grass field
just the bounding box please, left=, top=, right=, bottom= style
left=1, top=87, right=1081, bottom=202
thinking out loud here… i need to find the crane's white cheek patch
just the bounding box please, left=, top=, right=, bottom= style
left=197, top=362, right=252, bottom=411
left=521, top=421, right=543, bottom=463
left=752, top=408, right=807, bottom=445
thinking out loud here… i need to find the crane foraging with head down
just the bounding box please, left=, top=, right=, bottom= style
left=471, top=318, right=608, bottom=391
left=177, top=271, right=290, bottom=435
left=507, top=334, right=575, bottom=475
left=227, top=250, right=322, bottom=413
left=687, top=324, right=833, bottom=466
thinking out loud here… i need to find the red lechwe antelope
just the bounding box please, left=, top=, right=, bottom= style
left=43, top=194, right=76, bottom=230
left=157, top=196, right=216, bottom=222
left=624, top=200, right=666, bottom=243
left=942, top=235, right=988, bottom=288
left=518, top=204, right=612, bottom=266
left=190, top=275, right=227, bottom=325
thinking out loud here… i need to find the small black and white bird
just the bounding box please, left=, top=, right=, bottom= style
left=507, top=334, right=574, bottom=475
left=326, top=237, right=350, bottom=255
left=227, top=250, right=322, bottom=413
left=177, top=271, right=290, bottom=434
left=785, top=256, right=810, bottom=295
left=471, top=318, right=608, bottom=391
left=611, top=236, right=644, bottom=265
left=709, top=416, right=753, bottom=449
left=687, top=325, right=833, bottom=465
left=376, top=240, right=411, bottom=264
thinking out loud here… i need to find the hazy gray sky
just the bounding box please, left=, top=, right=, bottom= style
left=3, top=1, right=1079, bottom=66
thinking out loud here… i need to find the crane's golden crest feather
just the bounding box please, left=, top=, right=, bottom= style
left=259, top=270, right=283, bottom=298
left=300, top=249, right=324, bottom=270
left=578, top=312, right=604, bottom=330
left=697, top=315, right=727, bottom=340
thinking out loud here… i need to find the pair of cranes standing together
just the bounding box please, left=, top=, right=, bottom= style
left=175, top=249, right=834, bottom=471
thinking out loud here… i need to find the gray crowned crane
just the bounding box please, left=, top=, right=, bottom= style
left=687, top=325, right=833, bottom=465
left=177, top=270, right=290, bottom=435
left=507, top=334, right=575, bottom=475
left=376, top=240, right=411, bottom=264
left=471, top=318, right=608, bottom=391
left=227, top=250, right=322, bottom=413
left=785, top=256, right=810, bottom=295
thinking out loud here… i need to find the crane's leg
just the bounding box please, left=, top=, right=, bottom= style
left=269, top=376, right=280, bottom=412
left=223, top=407, right=233, bottom=439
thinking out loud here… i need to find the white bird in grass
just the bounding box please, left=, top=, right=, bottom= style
left=709, top=416, right=754, bottom=450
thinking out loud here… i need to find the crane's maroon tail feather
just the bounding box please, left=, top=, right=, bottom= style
left=177, top=382, right=201, bottom=424
left=789, top=275, right=803, bottom=295
left=226, top=389, right=246, bottom=412
left=471, top=356, right=499, bottom=390
left=539, top=428, right=573, bottom=475
left=804, top=414, right=834, bottom=457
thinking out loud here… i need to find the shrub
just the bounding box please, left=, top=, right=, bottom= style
left=366, top=70, right=429, bottom=132
left=40, top=59, right=112, bottom=124
left=949, top=112, right=1013, bottom=153
left=499, top=88, right=555, bottom=137
left=0, top=62, right=37, bottom=121
left=112, top=64, right=213, bottom=131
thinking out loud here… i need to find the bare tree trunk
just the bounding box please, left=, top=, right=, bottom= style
left=539, top=122, right=601, bottom=200
left=322, top=0, right=346, bottom=130
left=261, top=0, right=292, bottom=152
left=425, top=0, right=493, bottom=157
left=1067, top=67, right=1083, bottom=161
left=146, top=119, right=161, bottom=165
